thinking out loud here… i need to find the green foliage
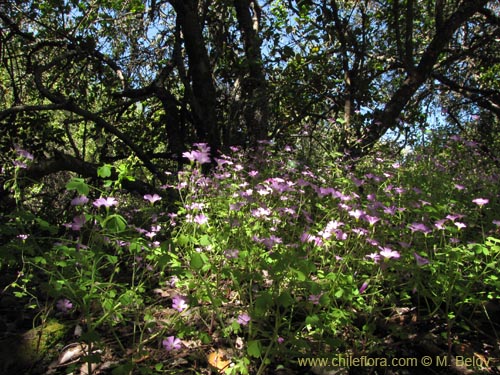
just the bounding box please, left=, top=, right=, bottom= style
left=2, top=137, right=500, bottom=373
left=66, top=177, right=90, bottom=195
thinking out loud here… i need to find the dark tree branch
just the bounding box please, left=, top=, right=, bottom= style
left=168, top=0, right=220, bottom=153
left=233, top=0, right=269, bottom=144
left=0, top=104, right=66, bottom=121
left=18, top=152, right=178, bottom=201
left=433, top=72, right=500, bottom=117
left=359, top=0, right=491, bottom=153
left=28, top=51, right=165, bottom=183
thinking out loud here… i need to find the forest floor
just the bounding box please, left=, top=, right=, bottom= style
left=1, top=269, right=500, bottom=375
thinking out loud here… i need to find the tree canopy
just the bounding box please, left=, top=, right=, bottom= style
left=1, top=0, right=499, bottom=190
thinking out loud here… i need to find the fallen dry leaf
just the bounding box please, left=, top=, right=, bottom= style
left=207, top=349, right=232, bottom=373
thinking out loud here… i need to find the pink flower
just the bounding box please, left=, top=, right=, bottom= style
left=308, top=294, right=322, bottom=305
left=163, top=336, right=182, bottom=351
left=472, top=198, right=489, bottom=207
left=409, top=222, right=431, bottom=234
left=454, top=222, right=467, bottom=230
left=144, top=194, right=162, bottom=204
left=56, top=298, right=73, bottom=313
left=71, top=215, right=86, bottom=231
left=348, top=209, right=364, bottom=219
left=434, top=219, right=447, bottom=230
left=13, top=160, right=27, bottom=169
left=364, top=215, right=380, bottom=226
left=169, top=276, right=179, bottom=287
left=237, top=313, right=251, bottom=325
left=182, top=143, right=211, bottom=164
left=379, top=247, right=400, bottom=259
left=15, top=146, right=34, bottom=160
left=172, top=295, right=189, bottom=312
left=414, top=252, right=430, bottom=266
left=193, top=214, right=208, bottom=225
left=261, top=235, right=282, bottom=249
left=359, top=282, right=368, bottom=294
left=446, top=214, right=464, bottom=221
left=71, top=195, right=89, bottom=206
left=383, top=206, right=397, bottom=216
left=93, top=197, right=118, bottom=208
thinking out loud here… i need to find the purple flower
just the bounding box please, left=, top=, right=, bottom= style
left=172, top=295, right=189, bottom=312
left=348, top=209, right=364, bottom=220
left=383, top=206, right=397, bottom=216
left=237, top=313, right=251, bottom=325
left=93, top=197, right=118, bottom=208
left=183, top=144, right=211, bottom=164
left=71, top=195, right=89, bottom=206
left=169, top=276, right=179, bottom=287
left=366, top=238, right=380, bottom=246
left=277, top=337, right=285, bottom=344
left=379, top=247, right=400, bottom=259
left=359, top=282, right=368, bottom=294
left=454, top=222, right=467, bottom=230
left=144, top=194, right=162, bottom=204
left=409, top=222, right=431, bottom=234
left=261, top=235, right=282, bottom=249
left=56, top=298, right=73, bottom=313
left=434, top=219, right=447, bottom=230
left=193, top=214, right=208, bottom=225
left=71, top=215, right=86, bottom=231
left=15, top=146, right=34, bottom=160
left=317, top=187, right=336, bottom=198
left=163, top=336, right=182, bottom=351
left=414, top=252, right=430, bottom=266
left=472, top=198, right=489, bottom=207
left=13, top=160, right=27, bottom=169
left=352, top=228, right=368, bottom=236
left=308, top=294, right=322, bottom=305
left=335, top=230, right=348, bottom=241
left=493, top=220, right=500, bottom=227
left=364, top=215, right=380, bottom=226
left=251, top=207, right=272, bottom=218
left=446, top=214, right=464, bottom=221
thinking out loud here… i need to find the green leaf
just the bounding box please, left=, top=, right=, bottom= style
left=103, top=214, right=127, bottom=233
left=66, top=177, right=89, bottom=195
left=154, top=363, right=163, bottom=371
left=199, top=234, right=211, bottom=247
left=33, top=256, right=47, bottom=265
left=176, top=234, right=190, bottom=246
left=97, top=164, right=112, bottom=178
left=277, top=291, right=294, bottom=308
left=190, top=253, right=205, bottom=270
left=291, top=268, right=306, bottom=281
left=305, top=314, right=319, bottom=326
left=254, top=292, right=273, bottom=315
left=247, top=340, right=262, bottom=358
left=106, top=254, right=118, bottom=264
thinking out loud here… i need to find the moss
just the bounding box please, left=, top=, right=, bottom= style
left=0, top=320, right=67, bottom=373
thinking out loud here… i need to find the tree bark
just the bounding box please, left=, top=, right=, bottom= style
left=168, top=0, right=220, bottom=155
left=233, top=0, right=269, bottom=145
